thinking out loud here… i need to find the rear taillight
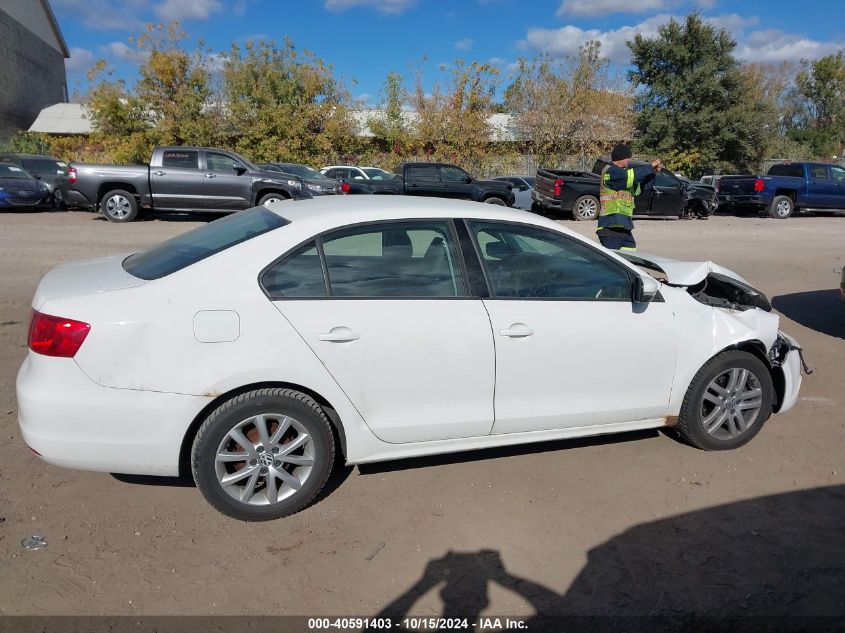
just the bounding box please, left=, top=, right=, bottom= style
left=68, top=166, right=77, bottom=185
left=340, top=182, right=350, bottom=194
left=28, top=311, right=90, bottom=358
left=753, top=178, right=764, bottom=193
left=553, top=177, right=564, bottom=196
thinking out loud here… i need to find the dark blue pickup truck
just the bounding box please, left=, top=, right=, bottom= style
left=718, top=162, right=845, bottom=219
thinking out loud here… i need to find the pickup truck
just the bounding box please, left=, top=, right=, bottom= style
left=345, top=162, right=515, bottom=206
left=532, top=159, right=718, bottom=221
left=66, top=146, right=311, bottom=222
left=717, top=162, right=845, bottom=219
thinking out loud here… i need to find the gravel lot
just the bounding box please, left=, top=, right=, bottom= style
left=0, top=208, right=843, bottom=621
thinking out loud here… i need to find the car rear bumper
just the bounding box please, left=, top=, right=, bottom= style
left=718, top=194, right=766, bottom=206
left=64, top=190, right=93, bottom=208
left=16, top=353, right=210, bottom=476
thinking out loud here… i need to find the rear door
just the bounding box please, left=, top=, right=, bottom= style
left=265, top=220, right=496, bottom=444
left=829, top=165, right=845, bottom=209
left=150, top=149, right=205, bottom=211
left=202, top=151, right=252, bottom=211
left=806, top=164, right=844, bottom=208
left=404, top=165, right=442, bottom=197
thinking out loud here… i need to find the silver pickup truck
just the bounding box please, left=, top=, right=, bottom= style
left=66, top=146, right=312, bottom=222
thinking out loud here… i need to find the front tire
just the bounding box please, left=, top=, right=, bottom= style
left=768, top=195, right=794, bottom=219
left=677, top=350, right=773, bottom=451
left=191, top=388, right=335, bottom=521
left=100, top=189, right=139, bottom=222
left=572, top=195, right=600, bottom=221
left=258, top=192, right=289, bottom=207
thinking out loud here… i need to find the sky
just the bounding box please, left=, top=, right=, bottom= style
left=55, top=0, right=845, bottom=105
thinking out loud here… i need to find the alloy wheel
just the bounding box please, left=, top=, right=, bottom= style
left=700, top=367, right=764, bottom=440
left=215, top=413, right=315, bottom=506
left=105, top=195, right=132, bottom=219
left=576, top=198, right=598, bottom=220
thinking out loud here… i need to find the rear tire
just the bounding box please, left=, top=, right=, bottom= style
left=191, top=388, right=335, bottom=521
left=677, top=350, right=773, bottom=451
left=530, top=201, right=545, bottom=215
left=769, top=195, right=794, bottom=219
left=100, top=189, right=139, bottom=222
left=572, top=195, right=600, bottom=221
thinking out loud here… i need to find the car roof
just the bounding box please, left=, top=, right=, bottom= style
left=264, top=195, right=562, bottom=234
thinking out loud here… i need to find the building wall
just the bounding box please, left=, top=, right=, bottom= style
left=0, top=7, right=67, bottom=144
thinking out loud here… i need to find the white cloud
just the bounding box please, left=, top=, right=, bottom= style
left=557, top=0, right=669, bottom=18
left=487, top=57, right=506, bottom=67
left=101, top=42, right=148, bottom=63
left=522, top=12, right=840, bottom=65
left=455, top=38, right=474, bottom=51
left=737, top=30, right=845, bottom=63
left=324, top=0, right=416, bottom=13
left=154, top=0, right=222, bottom=21
left=523, top=14, right=670, bottom=64
left=52, top=0, right=146, bottom=31
left=65, top=47, right=94, bottom=73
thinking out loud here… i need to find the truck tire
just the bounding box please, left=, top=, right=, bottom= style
left=530, top=201, right=545, bottom=215
left=100, top=189, right=139, bottom=222
left=572, top=195, right=600, bottom=221
left=768, top=195, right=794, bottom=219
left=483, top=196, right=506, bottom=206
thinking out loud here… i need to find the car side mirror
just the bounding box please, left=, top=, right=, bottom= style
left=33, top=174, right=42, bottom=180
left=464, top=176, right=473, bottom=184
left=235, top=166, right=247, bottom=175
left=633, top=275, right=660, bottom=303
left=519, top=184, right=529, bottom=191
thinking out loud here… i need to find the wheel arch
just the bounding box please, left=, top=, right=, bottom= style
left=715, top=339, right=785, bottom=413
left=255, top=188, right=291, bottom=204
left=97, top=182, right=138, bottom=203
left=179, top=381, right=347, bottom=478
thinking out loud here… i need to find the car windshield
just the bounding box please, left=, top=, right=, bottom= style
left=363, top=168, right=391, bottom=179
left=280, top=164, right=323, bottom=179
left=123, top=207, right=289, bottom=280
left=0, top=164, right=31, bottom=179
left=22, top=158, right=65, bottom=174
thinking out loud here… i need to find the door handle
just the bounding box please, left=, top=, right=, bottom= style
left=654, top=189, right=663, bottom=196
left=205, top=173, right=217, bottom=179
left=499, top=323, right=533, bottom=338
left=153, top=170, right=166, bottom=176
left=317, top=327, right=359, bottom=343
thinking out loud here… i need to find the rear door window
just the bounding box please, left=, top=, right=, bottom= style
left=322, top=221, right=465, bottom=298
left=406, top=165, right=438, bottom=181
left=809, top=165, right=830, bottom=180
left=768, top=164, right=804, bottom=178
left=261, top=242, right=327, bottom=298
left=124, top=207, right=288, bottom=280
left=161, top=150, right=199, bottom=169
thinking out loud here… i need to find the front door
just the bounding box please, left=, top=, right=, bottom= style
left=439, top=165, right=475, bottom=200
left=466, top=221, right=678, bottom=434
left=646, top=170, right=685, bottom=217
left=266, top=220, right=496, bottom=444
left=202, top=151, right=252, bottom=211
left=150, top=149, right=205, bottom=211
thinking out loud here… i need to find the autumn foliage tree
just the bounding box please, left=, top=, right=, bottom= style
left=505, top=42, right=633, bottom=168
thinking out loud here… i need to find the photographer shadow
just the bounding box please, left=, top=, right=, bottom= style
left=370, top=485, right=845, bottom=632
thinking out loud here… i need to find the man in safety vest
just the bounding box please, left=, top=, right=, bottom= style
left=596, top=144, right=662, bottom=252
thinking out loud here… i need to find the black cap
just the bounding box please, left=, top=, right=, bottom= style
left=611, top=143, right=632, bottom=161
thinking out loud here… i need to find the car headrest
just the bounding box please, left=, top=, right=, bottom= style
left=485, top=241, right=512, bottom=260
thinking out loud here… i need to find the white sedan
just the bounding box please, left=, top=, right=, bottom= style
left=17, top=197, right=804, bottom=521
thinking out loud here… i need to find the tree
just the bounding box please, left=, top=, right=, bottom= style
left=222, top=38, right=361, bottom=165
left=794, top=51, right=845, bottom=157
left=628, top=13, right=773, bottom=176
left=367, top=71, right=412, bottom=164
left=505, top=42, right=633, bottom=168
left=408, top=59, right=503, bottom=173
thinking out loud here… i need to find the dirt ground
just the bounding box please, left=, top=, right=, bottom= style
left=0, top=208, right=843, bottom=623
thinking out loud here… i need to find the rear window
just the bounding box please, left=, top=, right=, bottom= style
left=767, top=164, right=804, bottom=178
left=22, top=158, right=65, bottom=174
left=123, top=207, right=289, bottom=280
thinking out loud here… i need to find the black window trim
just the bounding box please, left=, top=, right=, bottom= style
left=259, top=217, right=475, bottom=301
left=461, top=218, right=639, bottom=303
